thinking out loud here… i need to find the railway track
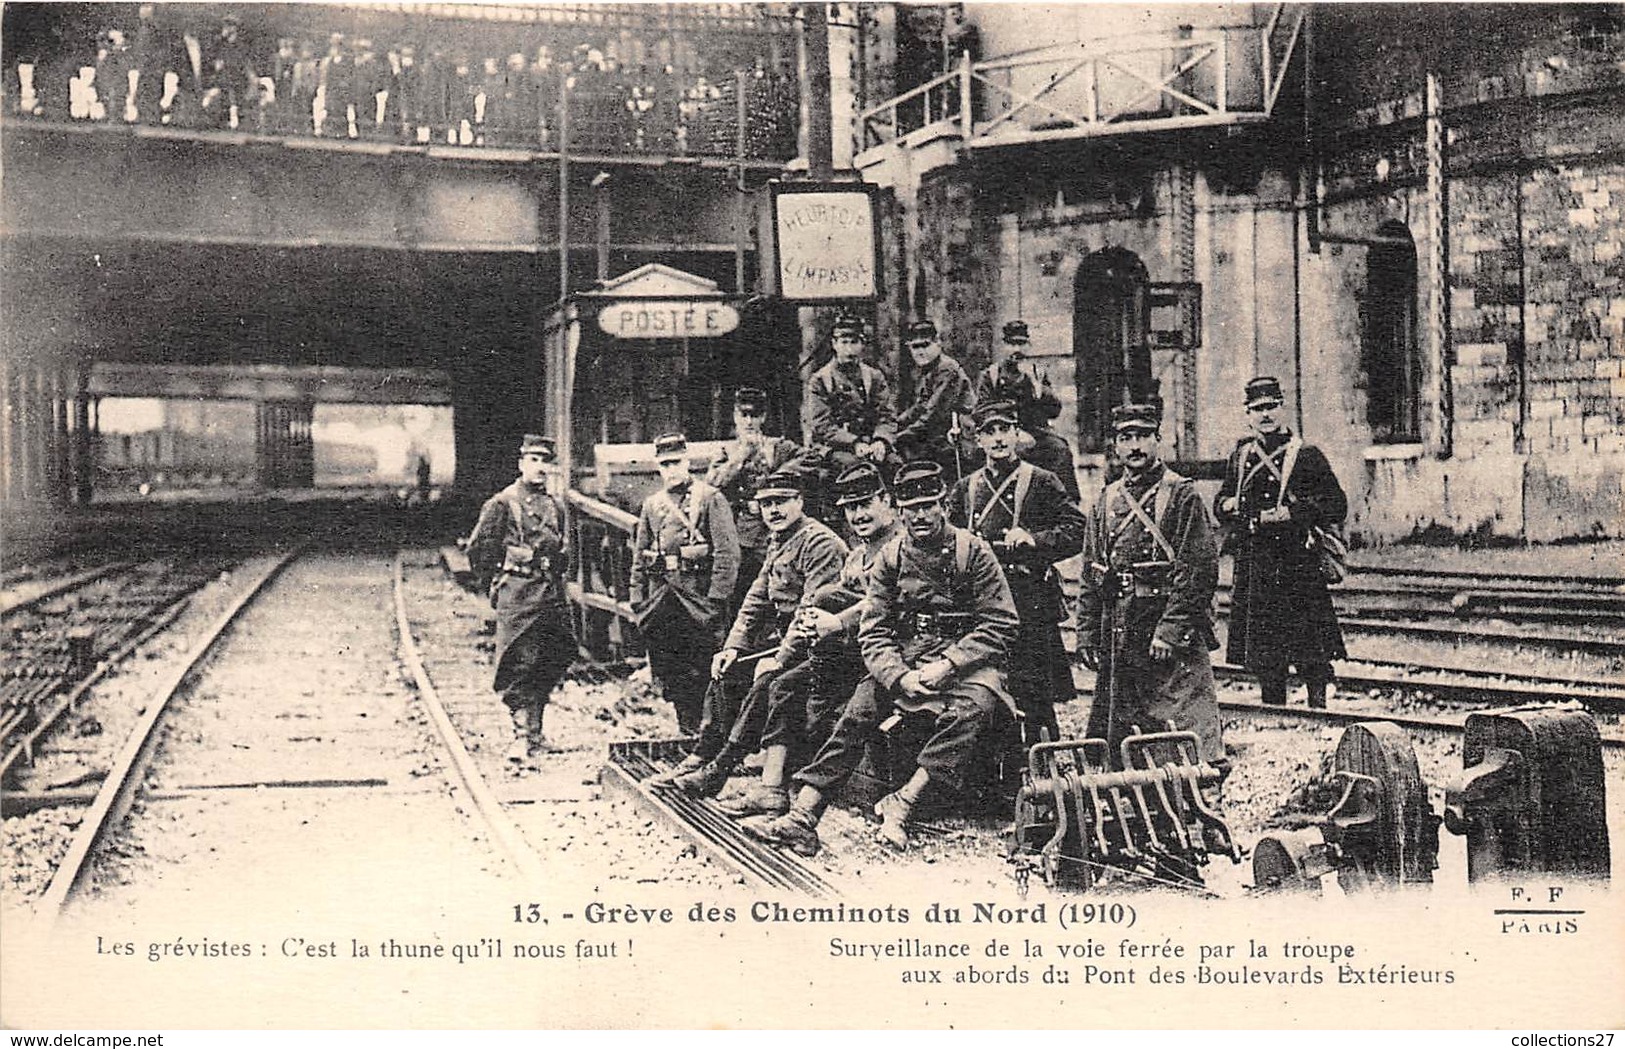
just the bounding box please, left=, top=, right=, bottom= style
left=18, top=550, right=520, bottom=926
left=1, top=558, right=241, bottom=783
left=590, top=558, right=1625, bottom=892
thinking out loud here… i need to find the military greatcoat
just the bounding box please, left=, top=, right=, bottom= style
left=629, top=479, right=740, bottom=628
left=466, top=479, right=575, bottom=702
left=948, top=458, right=1085, bottom=739
left=803, top=359, right=898, bottom=467
left=1213, top=430, right=1348, bottom=673
left=894, top=354, right=974, bottom=475
left=1077, top=463, right=1223, bottom=763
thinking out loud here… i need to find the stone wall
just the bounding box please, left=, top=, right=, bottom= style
left=883, top=4, right=1625, bottom=543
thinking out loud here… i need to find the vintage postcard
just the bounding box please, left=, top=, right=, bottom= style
left=1, top=0, right=1621, bottom=1032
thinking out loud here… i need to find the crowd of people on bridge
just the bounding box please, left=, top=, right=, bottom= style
left=7, top=6, right=798, bottom=157
left=466, top=314, right=1349, bottom=858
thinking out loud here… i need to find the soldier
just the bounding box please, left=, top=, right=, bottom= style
left=705, top=386, right=802, bottom=615
left=464, top=434, right=576, bottom=763
left=1077, top=404, right=1224, bottom=766
left=803, top=312, right=897, bottom=473
left=894, top=319, right=975, bottom=480
left=1214, top=376, right=1348, bottom=708
left=717, top=462, right=901, bottom=818
left=974, top=320, right=1080, bottom=500
left=630, top=433, right=740, bottom=735
left=948, top=399, right=1085, bottom=745
left=743, top=461, right=1019, bottom=855
left=662, top=468, right=848, bottom=796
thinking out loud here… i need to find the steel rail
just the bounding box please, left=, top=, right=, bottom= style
left=33, top=550, right=300, bottom=925
left=1213, top=693, right=1625, bottom=750
left=392, top=551, right=545, bottom=886
left=602, top=742, right=837, bottom=896
left=0, top=561, right=137, bottom=618
left=0, top=590, right=193, bottom=781
left=1208, top=659, right=1625, bottom=710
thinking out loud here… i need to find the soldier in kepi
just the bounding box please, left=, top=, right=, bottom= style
left=1077, top=404, right=1225, bottom=768
left=662, top=467, right=848, bottom=797
left=803, top=311, right=897, bottom=473
left=630, top=433, right=740, bottom=737
left=705, top=386, right=801, bottom=616
left=716, top=461, right=900, bottom=820
left=948, top=399, right=1085, bottom=746
left=464, top=434, right=576, bottom=764
left=893, top=319, right=974, bottom=481
left=743, top=462, right=1019, bottom=855
left=974, top=320, right=1080, bottom=501
left=1214, top=376, right=1348, bottom=709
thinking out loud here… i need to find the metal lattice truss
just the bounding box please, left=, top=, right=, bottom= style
left=859, top=4, right=1306, bottom=157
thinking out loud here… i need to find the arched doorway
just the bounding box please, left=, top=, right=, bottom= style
left=1072, top=247, right=1153, bottom=454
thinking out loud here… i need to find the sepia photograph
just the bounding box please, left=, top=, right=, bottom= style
left=0, top=0, right=1621, bottom=1033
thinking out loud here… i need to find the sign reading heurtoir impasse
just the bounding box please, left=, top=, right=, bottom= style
left=767, top=182, right=881, bottom=302
left=597, top=300, right=741, bottom=339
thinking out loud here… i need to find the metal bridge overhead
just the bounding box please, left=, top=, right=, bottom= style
left=856, top=4, right=1308, bottom=174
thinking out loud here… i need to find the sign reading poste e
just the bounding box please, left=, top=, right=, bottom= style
left=597, top=301, right=741, bottom=339
left=771, top=185, right=880, bottom=302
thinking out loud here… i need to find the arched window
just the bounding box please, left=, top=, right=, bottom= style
left=1073, top=247, right=1152, bottom=453
left=1363, top=221, right=1421, bottom=444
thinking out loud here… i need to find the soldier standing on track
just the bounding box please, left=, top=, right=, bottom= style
left=975, top=320, right=1080, bottom=501
left=716, top=462, right=900, bottom=820
left=1214, top=376, right=1348, bottom=709
left=743, top=462, right=1019, bottom=855
left=630, top=433, right=740, bottom=737
left=464, top=434, right=577, bottom=764
left=1077, top=404, right=1225, bottom=767
left=948, top=399, right=1085, bottom=745
left=893, top=320, right=975, bottom=481
left=803, top=312, right=897, bottom=473
left=663, top=468, right=848, bottom=797
left=706, top=386, right=802, bottom=617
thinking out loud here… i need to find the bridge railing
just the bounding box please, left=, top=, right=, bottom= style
left=4, top=8, right=799, bottom=161
left=858, top=6, right=1306, bottom=155
left=565, top=488, right=638, bottom=659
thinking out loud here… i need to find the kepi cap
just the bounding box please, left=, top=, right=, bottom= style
left=1001, top=320, right=1031, bottom=345
left=518, top=434, right=557, bottom=461
left=905, top=320, right=938, bottom=343
left=973, top=399, right=1020, bottom=432
left=754, top=467, right=803, bottom=501
left=733, top=386, right=768, bottom=414
left=1111, top=403, right=1162, bottom=434
left=831, top=311, right=866, bottom=338
left=1245, top=376, right=1285, bottom=408
left=892, top=461, right=947, bottom=507
left=833, top=462, right=888, bottom=507
left=652, top=432, right=689, bottom=462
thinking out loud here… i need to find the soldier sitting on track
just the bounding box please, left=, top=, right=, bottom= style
left=630, top=433, right=740, bottom=739
left=464, top=434, right=576, bottom=764
left=705, top=386, right=802, bottom=618
left=1214, top=376, right=1348, bottom=709
left=803, top=311, right=897, bottom=474
left=663, top=467, right=848, bottom=797
left=743, top=461, right=1020, bottom=855
left=715, top=461, right=901, bottom=820
left=948, top=399, right=1086, bottom=746
left=974, top=320, right=1080, bottom=501
left=1076, top=404, right=1225, bottom=767
left=893, top=319, right=974, bottom=481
